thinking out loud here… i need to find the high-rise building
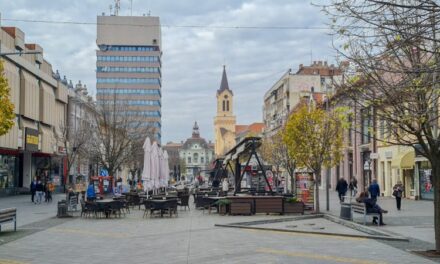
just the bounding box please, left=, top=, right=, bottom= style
left=96, top=14, right=162, bottom=142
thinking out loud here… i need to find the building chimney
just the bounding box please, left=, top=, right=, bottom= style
left=324, top=61, right=328, bottom=66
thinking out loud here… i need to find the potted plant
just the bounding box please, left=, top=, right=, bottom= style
left=283, top=197, right=304, bottom=214
left=215, top=199, right=231, bottom=215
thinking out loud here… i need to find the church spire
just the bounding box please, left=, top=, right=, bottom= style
left=192, top=121, right=200, bottom=138
left=217, top=65, right=233, bottom=95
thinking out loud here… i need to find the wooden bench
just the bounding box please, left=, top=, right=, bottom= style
left=0, top=208, right=17, bottom=232
left=351, top=203, right=380, bottom=226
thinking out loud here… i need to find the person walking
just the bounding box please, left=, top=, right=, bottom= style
left=336, top=177, right=348, bottom=203
left=30, top=179, right=37, bottom=204
left=349, top=177, right=358, bottom=197
left=393, top=181, right=404, bottom=210
left=35, top=180, right=44, bottom=204
left=368, top=179, right=381, bottom=201
left=46, top=181, right=54, bottom=202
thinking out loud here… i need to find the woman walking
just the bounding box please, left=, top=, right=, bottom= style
left=35, top=180, right=44, bottom=204
left=393, top=181, right=404, bottom=211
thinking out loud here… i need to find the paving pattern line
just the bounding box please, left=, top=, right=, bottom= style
left=49, top=228, right=130, bottom=238
left=0, top=259, right=28, bottom=264
left=256, top=248, right=388, bottom=264
left=223, top=225, right=367, bottom=241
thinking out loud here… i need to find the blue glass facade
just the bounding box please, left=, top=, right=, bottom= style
left=97, top=37, right=162, bottom=143
left=97, top=56, right=159, bottom=62
left=96, top=66, right=160, bottom=73
left=97, top=78, right=160, bottom=85
left=97, top=88, right=161, bottom=96
left=98, top=100, right=160, bottom=106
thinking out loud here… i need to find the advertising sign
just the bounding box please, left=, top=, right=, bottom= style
left=420, top=169, right=434, bottom=200
left=295, top=172, right=314, bottom=210
left=25, top=128, right=39, bottom=151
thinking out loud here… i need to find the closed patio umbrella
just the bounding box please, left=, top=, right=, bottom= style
left=157, top=148, right=164, bottom=188
left=163, top=150, right=170, bottom=188
left=141, top=137, right=151, bottom=192
left=150, top=141, right=160, bottom=192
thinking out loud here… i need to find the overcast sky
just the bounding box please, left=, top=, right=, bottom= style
left=1, top=0, right=335, bottom=143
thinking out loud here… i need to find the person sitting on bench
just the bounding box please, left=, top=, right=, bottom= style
left=356, top=191, right=388, bottom=225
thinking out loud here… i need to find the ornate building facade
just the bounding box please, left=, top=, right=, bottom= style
left=180, top=122, right=214, bottom=181
left=214, top=66, right=236, bottom=156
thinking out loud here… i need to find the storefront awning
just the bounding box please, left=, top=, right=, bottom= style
left=391, top=149, right=415, bottom=169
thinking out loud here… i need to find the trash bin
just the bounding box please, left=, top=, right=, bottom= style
left=57, top=200, right=68, bottom=218
left=340, top=202, right=352, bottom=220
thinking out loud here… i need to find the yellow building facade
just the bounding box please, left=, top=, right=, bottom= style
left=214, top=66, right=236, bottom=156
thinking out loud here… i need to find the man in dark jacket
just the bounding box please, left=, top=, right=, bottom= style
left=368, top=179, right=380, bottom=201
left=336, top=177, right=348, bottom=203
left=30, top=179, right=37, bottom=204
left=357, top=191, right=387, bottom=225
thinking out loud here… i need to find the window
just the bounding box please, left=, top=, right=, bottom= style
left=193, top=153, right=198, bottom=163
left=222, top=101, right=225, bottom=111
left=226, top=100, right=229, bottom=111
left=361, top=108, right=372, bottom=144
left=96, top=78, right=161, bottom=85
left=96, top=66, right=160, bottom=73
left=101, top=45, right=159, bottom=51
left=348, top=115, right=353, bottom=146
left=188, top=157, right=191, bottom=164
left=97, top=100, right=161, bottom=106
left=96, top=88, right=161, bottom=96
left=380, top=119, right=385, bottom=139
left=97, top=56, right=160, bottom=62
left=201, top=157, right=204, bottom=163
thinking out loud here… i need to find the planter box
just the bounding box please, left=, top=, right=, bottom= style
left=219, top=204, right=229, bottom=215
left=283, top=201, right=304, bottom=214
left=230, top=202, right=252, bottom=215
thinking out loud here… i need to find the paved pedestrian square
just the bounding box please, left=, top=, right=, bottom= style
left=0, top=192, right=437, bottom=264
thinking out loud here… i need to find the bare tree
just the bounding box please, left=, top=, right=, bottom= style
left=90, top=97, right=158, bottom=177
left=261, top=131, right=296, bottom=193
left=54, top=122, right=90, bottom=184
left=323, top=0, right=440, bottom=251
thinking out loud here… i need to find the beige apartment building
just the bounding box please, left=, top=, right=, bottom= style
left=96, top=14, right=162, bottom=142
left=0, top=26, right=69, bottom=194
left=263, top=61, right=344, bottom=137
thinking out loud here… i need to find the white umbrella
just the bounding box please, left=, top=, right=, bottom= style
left=141, top=137, right=152, bottom=192
left=163, top=150, right=170, bottom=188
left=150, top=141, right=160, bottom=191
left=157, top=148, right=164, bottom=188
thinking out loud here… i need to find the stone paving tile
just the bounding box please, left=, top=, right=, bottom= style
left=0, top=192, right=437, bottom=263
left=0, top=207, right=436, bottom=264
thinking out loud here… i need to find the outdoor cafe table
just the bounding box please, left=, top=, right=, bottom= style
left=95, top=199, right=115, bottom=218
left=148, top=199, right=177, bottom=217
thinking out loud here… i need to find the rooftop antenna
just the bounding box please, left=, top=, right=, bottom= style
left=114, top=0, right=120, bottom=16
left=109, top=4, right=113, bottom=15
left=130, top=0, right=133, bottom=16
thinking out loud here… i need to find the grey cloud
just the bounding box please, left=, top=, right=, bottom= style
left=1, top=0, right=336, bottom=143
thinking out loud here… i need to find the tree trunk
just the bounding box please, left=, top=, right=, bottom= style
left=290, top=173, right=295, bottom=195
left=314, top=172, right=320, bottom=213
left=433, top=159, right=440, bottom=252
